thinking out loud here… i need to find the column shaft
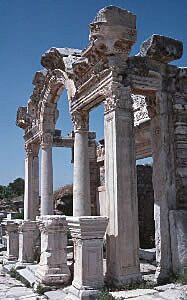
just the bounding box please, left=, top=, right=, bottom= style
left=41, top=144, right=53, bottom=215
left=72, top=111, right=91, bottom=216
left=24, top=155, right=32, bottom=220
left=24, top=144, right=40, bottom=220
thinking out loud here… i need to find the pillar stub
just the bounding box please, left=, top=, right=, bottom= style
left=4, top=220, right=22, bottom=263
left=17, top=220, right=39, bottom=266
left=65, top=216, right=108, bottom=300
left=35, top=215, right=70, bottom=286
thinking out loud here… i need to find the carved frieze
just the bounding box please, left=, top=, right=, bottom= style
left=16, top=107, right=33, bottom=130
left=132, top=94, right=150, bottom=126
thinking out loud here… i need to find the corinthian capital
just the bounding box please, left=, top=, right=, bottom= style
left=72, top=110, right=89, bottom=132
left=24, top=143, right=40, bottom=157
left=40, top=133, right=53, bottom=148
left=103, top=85, right=132, bottom=115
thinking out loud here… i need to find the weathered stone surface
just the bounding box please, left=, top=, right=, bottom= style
left=18, top=220, right=39, bottom=264
left=169, top=210, right=187, bottom=274
left=35, top=215, right=70, bottom=286
left=16, top=4, right=187, bottom=289
left=4, top=220, right=22, bottom=263
left=139, top=248, right=156, bottom=262
left=41, top=47, right=81, bottom=72
left=138, top=34, right=183, bottom=63
left=66, top=216, right=108, bottom=299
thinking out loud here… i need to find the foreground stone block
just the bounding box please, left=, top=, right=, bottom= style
left=35, top=215, right=70, bottom=286
left=169, top=210, right=187, bottom=274
left=65, top=216, right=108, bottom=300
left=18, top=220, right=39, bottom=264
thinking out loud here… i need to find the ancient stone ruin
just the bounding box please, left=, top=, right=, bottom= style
left=3, top=5, right=187, bottom=299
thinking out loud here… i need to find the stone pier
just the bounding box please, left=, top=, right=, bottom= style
left=40, top=134, right=53, bottom=215
left=35, top=215, right=70, bottom=286
left=65, top=216, right=108, bottom=300
left=4, top=220, right=22, bottom=263
left=104, top=86, right=141, bottom=285
left=18, top=220, right=39, bottom=265
left=72, top=111, right=91, bottom=216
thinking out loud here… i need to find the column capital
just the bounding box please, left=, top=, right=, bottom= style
left=103, top=85, right=132, bottom=115
left=72, top=110, right=89, bottom=132
left=25, top=143, right=40, bottom=157
left=40, top=133, right=53, bottom=149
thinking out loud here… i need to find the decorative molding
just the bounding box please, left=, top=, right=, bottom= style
left=132, top=94, right=150, bottom=126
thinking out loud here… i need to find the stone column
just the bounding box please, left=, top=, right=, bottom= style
left=35, top=215, right=70, bottom=286
left=24, top=144, right=40, bottom=220
left=32, top=147, right=40, bottom=218
left=146, top=92, right=177, bottom=282
left=65, top=216, right=108, bottom=300
left=104, top=85, right=141, bottom=286
left=18, top=220, right=39, bottom=264
left=72, top=111, right=91, bottom=216
left=40, top=134, right=53, bottom=215
left=4, top=220, right=21, bottom=262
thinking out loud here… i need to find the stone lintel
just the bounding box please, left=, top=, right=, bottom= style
left=138, top=34, right=183, bottom=63
left=67, top=216, right=109, bottom=240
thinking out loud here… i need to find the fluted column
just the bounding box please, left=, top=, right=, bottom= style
left=104, top=85, right=141, bottom=286
left=72, top=111, right=91, bottom=216
left=24, top=144, right=39, bottom=220
left=40, top=134, right=53, bottom=215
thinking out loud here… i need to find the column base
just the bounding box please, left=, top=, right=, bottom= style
left=64, top=285, right=101, bottom=300
left=154, top=265, right=172, bottom=284
left=15, top=262, right=33, bottom=270
left=3, top=257, right=17, bottom=265
left=35, top=265, right=71, bottom=286
left=106, top=271, right=142, bottom=287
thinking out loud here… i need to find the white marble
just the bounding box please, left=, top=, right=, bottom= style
left=35, top=215, right=70, bottom=286
left=66, top=216, right=108, bottom=299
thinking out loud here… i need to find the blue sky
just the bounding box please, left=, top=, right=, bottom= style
left=0, top=0, right=187, bottom=189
